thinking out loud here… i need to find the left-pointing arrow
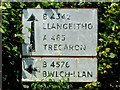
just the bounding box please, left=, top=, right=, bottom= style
left=27, top=14, right=38, bottom=52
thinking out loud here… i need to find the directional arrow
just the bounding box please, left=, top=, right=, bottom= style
left=27, top=14, right=38, bottom=52
left=25, top=64, right=40, bottom=77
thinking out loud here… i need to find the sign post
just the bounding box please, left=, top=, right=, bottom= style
left=22, top=9, right=98, bottom=82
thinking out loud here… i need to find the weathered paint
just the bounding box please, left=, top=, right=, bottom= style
left=22, top=9, right=98, bottom=56
left=22, top=57, right=97, bottom=82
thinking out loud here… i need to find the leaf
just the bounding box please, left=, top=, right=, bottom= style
left=19, top=54, right=22, bottom=58
left=43, top=83, right=46, bottom=88
left=36, top=4, right=41, bottom=8
left=0, top=6, right=6, bottom=9
left=102, top=51, right=108, bottom=57
left=26, top=27, right=32, bottom=32
left=0, top=28, right=5, bottom=33
left=42, top=2, right=50, bottom=7
left=5, top=2, right=11, bottom=8
left=12, top=46, right=18, bottom=52
left=4, top=45, right=10, bottom=51
left=99, top=38, right=104, bottom=42
left=109, top=53, right=116, bottom=58
left=15, top=34, right=23, bottom=38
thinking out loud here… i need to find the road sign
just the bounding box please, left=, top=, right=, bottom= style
left=22, top=57, right=97, bottom=82
left=22, top=9, right=98, bottom=56
left=22, top=9, right=98, bottom=82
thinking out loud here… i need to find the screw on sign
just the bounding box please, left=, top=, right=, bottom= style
left=27, top=14, right=38, bottom=52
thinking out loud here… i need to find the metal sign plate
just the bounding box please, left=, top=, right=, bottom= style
left=22, top=9, right=98, bottom=56
left=22, top=57, right=97, bottom=82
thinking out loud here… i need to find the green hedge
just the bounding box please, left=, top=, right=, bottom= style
left=1, top=2, right=120, bottom=89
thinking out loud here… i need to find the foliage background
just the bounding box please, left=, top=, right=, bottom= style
left=1, top=2, right=120, bottom=90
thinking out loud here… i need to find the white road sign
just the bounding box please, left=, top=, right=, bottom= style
left=22, top=9, right=98, bottom=56
left=22, top=57, right=97, bottom=82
